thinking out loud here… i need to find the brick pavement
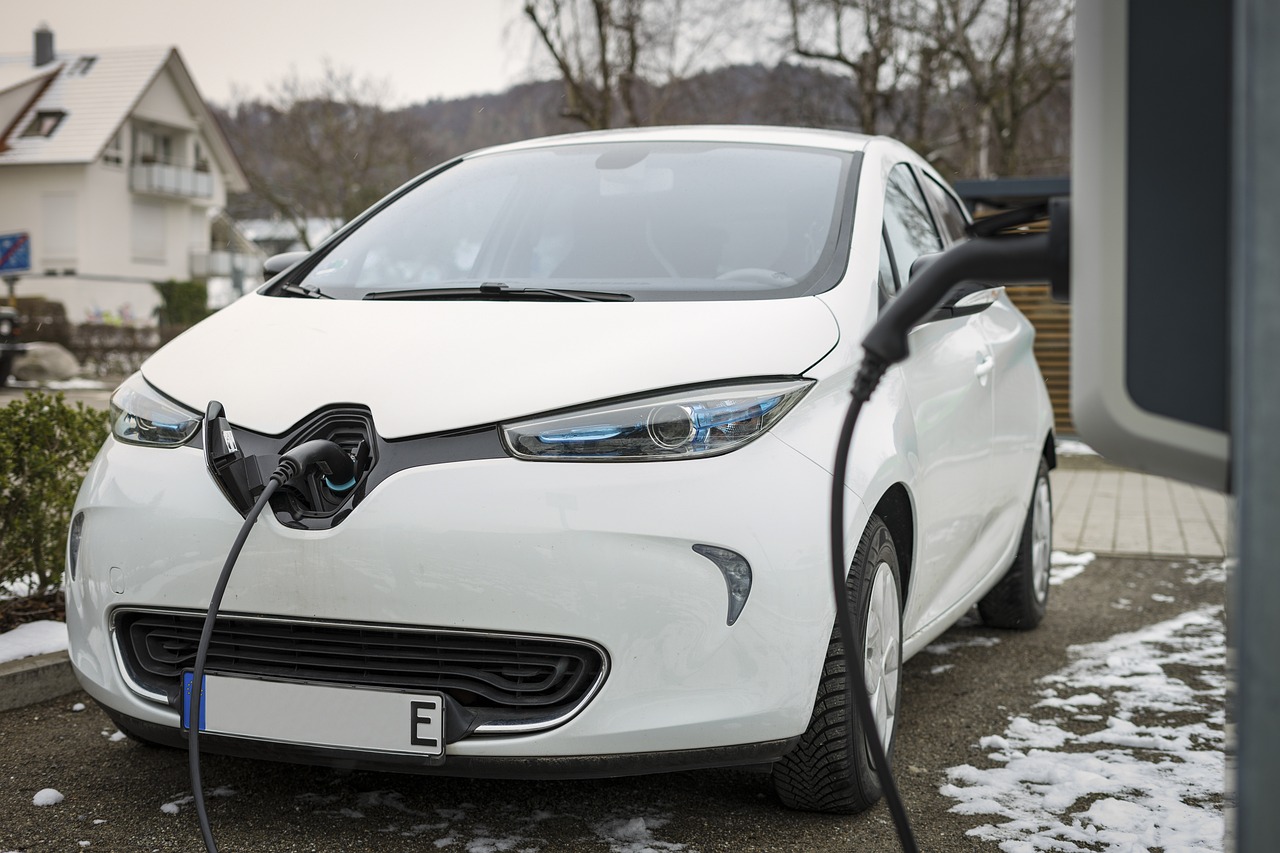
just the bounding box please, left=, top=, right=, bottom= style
left=1051, top=452, right=1232, bottom=559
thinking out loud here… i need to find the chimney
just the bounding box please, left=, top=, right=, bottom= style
left=35, top=25, right=54, bottom=67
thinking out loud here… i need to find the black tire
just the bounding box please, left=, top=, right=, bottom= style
left=979, top=457, right=1053, bottom=630
left=771, top=514, right=903, bottom=814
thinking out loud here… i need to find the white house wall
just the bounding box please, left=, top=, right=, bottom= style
left=132, top=68, right=197, bottom=131
left=1, top=159, right=198, bottom=323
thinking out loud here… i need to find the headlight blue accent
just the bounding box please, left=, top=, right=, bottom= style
left=109, top=373, right=202, bottom=448
left=538, top=425, right=626, bottom=443
left=501, top=379, right=812, bottom=461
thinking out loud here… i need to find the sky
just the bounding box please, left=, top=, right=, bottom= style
left=2, top=0, right=536, bottom=107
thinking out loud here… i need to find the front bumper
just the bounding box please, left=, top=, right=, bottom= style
left=68, top=433, right=853, bottom=767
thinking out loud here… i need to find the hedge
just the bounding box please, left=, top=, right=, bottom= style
left=0, top=393, right=109, bottom=595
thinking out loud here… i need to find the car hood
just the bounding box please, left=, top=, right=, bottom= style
left=142, top=293, right=841, bottom=438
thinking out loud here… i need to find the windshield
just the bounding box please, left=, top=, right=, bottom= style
left=290, top=142, right=858, bottom=301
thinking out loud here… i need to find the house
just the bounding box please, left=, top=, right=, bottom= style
left=0, top=26, right=255, bottom=325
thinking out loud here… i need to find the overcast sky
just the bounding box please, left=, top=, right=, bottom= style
left=4, top=0, right=536, bottom=107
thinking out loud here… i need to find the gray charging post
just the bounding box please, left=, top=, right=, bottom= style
left=1073, top=2, right=1280, bottom=848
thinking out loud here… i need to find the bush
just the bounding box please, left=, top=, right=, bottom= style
left=0, top=393, right=109, bottom=595
left=152, top=279, right=211, bottom=327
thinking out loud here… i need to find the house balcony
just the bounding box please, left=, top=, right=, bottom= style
left=131, top=161, right=213, bottom=200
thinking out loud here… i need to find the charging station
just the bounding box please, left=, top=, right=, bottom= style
left=1073, top=2, right=1280, bottom=849
left=1070, top=0, right=1232, bottom=492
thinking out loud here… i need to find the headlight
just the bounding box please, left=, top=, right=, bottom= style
left=501, top=379, right=812, bottom=461
left=109, top=373, right=201, bottom=447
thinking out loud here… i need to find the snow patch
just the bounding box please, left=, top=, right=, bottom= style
left=161, top=795, right=194, bottom=815
left=1050, top=551, right=1096, bottom=586
left=593, top=815, right=686, bottom=852
left=942, top=606, right=1225, bottom=852
left=1055, top=438, right=1098, bottom=457
left=924, top=635, right=1001, bottom=655
left=0, top=620, right=69, bottom=664
left=32, top=788, right=64, bottom=806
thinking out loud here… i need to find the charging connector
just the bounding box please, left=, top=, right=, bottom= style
left=187, top=427, right=359, bottom=853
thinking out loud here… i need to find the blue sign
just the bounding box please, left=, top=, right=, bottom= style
left=0, top=233, right=30, bottom=274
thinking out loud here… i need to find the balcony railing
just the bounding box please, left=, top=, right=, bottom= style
left=131, top=161, right=213, bottom=200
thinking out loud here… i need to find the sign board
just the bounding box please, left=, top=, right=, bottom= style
left=0, top=233, right=31, bottom=274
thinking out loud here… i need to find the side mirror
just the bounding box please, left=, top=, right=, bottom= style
left=263, top=251, right=309, bottom=278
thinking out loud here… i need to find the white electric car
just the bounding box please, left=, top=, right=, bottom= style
left=67, top=126, right=1054, bottom=814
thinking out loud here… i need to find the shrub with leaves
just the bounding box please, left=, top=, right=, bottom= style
left=0, top=392, right=109, bottom=594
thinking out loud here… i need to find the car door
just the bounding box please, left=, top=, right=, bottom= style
left=917, top=170, right=1046, bottom=558
left=880, top=163, right=998, bottom=632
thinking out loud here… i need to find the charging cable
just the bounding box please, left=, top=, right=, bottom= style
left=833, top=201, right=1067, bottom=852
left=187, top=438, right=357, bottom=853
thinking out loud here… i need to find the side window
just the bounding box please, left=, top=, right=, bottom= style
left=919, top=173, right=971, bottom=244
left=882, top=163, right=942, bottom=286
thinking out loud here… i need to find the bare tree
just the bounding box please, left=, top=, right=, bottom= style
left=220, top=64, right=434, bottom=248
left=784, top=0, right=1072, bottom=178
left=934, top=0, right=1073, bottom=177
left=786, top=0, right=948, bottom=144
left=522, top=0, right=748, bottom=129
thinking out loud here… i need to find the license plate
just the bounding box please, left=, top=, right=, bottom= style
left=181, top=671, right=445, bottom=759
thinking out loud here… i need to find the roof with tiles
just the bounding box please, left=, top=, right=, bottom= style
left=0, top=44, right=173, bottom=165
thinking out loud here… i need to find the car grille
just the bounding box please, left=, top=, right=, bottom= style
left=113, top=610, right=607, bottom=733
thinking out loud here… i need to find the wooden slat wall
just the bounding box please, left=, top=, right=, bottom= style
left=1004, top=283, right=1074, bottom=434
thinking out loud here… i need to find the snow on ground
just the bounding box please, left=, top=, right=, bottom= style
left=32, top=788, right=64, bottom=806
left=0, top=620, right=69, bottom=665
left=1050, top=551, right=1097, bottom=586
left=1055, top=438, right=1099, bottom=457
left=5, top=378, right=109, bottom=391
left=941, top=594, right=1226, bottom=852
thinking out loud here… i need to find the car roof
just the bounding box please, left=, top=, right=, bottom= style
left=464, top=125, right=877, bottom=159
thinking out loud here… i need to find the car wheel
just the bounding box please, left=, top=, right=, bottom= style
left=771, top=514, right=903, bottom=814
left=0, top=352, right=13, bottom=388
left=979, top=458, right=1052, bottom=630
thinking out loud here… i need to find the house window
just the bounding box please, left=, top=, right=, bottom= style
left=20, top=110, right=66, bottom=138
left=132, top=199, right=167, bottom=263
left=70, top=56, right=97, bottom=76
left=133, top=127, right=173, bottom=165
left=103, top=130, right=124, bottom=166
left=193, top=139, right=209, bottom=172
left=41, top=193, right=79, bottom=262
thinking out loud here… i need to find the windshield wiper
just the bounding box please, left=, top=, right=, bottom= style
left=279, top=282, right=333, bottom=299
left=362, top=282, right=633, bottom=302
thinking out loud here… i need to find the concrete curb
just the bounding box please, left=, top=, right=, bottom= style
left=0, top=650, right=79, bottom=713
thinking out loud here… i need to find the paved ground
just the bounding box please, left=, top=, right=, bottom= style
left=1051, top=456, right=1232, bottom=559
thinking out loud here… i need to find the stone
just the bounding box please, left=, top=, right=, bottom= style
left=11, top=341, right=81, bottom=382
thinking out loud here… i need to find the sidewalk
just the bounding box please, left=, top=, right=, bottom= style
left=1051, top=453, right=1232, bottom=559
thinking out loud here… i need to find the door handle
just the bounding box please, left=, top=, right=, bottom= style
left=974, top=354, right=995, bottom=378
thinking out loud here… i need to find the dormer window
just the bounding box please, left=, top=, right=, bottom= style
left=21, top=110, right=66, bottom=138
left=70, top=55, right=97, bottom=76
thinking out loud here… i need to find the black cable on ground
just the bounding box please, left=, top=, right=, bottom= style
left=829, top=353, right=918, bottom=853
left=187, top=471, right=286, bottom=853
